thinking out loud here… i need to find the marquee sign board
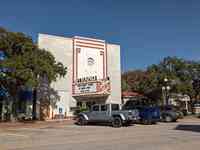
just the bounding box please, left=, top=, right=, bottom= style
left=74, top=82, right=97, bottom=94
left=72, top=79, right=111, bottom=96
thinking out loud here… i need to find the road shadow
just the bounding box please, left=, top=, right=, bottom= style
left=74, top=122, right=134, bottom=128
left=174, top=124, right=200, bottom=133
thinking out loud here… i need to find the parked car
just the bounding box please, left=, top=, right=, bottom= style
left=193, top=102, right=200, bottom=117
left=77, top=103, right=140, bottom=128
left=123, top=100, right=161, bottom=125
left=174, top=106, right=185, bottom=119
left=17, top=113, right=32, bottom=121
left=159, top=105, right=179, bottom=122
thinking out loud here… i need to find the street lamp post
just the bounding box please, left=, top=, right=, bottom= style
left=162, top=78, right=170, bottom=105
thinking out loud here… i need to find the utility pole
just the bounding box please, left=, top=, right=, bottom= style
left=162, top=78, right=170, bottom=105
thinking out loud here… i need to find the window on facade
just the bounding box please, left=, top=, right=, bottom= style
left=59, top=108, right=63, bottom=114
left=101, top=105, right=107, bottom=111
left=77, top=102, right=82, bottom=107
left=92, top=105, right=99, bottom=111
left=111, top=104, right=119, bottom=111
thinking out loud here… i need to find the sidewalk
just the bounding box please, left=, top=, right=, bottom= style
left=180, top=115, right=200, bottom=123
left=0, top=119, right=76, bottom=131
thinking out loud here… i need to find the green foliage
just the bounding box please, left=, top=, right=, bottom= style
left=0, top=27, right=67, bottom=120
left=122, top=56, right=200, bottom=101
left=74, top=105, right=89, bottom=115
left=121, top=79, right=130, bottom=92
left=0, top=26, right=67, bottom=117
left=0, top=27, right=67, bottom=89
left=79, top=106, right=89, bottom=112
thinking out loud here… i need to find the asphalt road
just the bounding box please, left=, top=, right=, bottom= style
left=0, top=118, right=200, bottom=150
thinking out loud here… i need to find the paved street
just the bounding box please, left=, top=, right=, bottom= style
left=0, top=118, right=200, bottom=150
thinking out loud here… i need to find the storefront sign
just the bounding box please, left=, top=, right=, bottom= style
left=77, top=76, right=97, bottom=83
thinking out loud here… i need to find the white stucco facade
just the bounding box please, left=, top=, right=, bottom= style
left=38, top=33, right=121, bottom=118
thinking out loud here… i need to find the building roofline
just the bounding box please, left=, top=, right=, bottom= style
left=38, top=33, right=120, bottom=46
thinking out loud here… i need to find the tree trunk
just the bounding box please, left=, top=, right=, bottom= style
left=32, top=88, right=37, bottom=120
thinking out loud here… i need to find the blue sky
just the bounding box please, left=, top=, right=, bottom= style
left=0, top=0, right=200, bottom=71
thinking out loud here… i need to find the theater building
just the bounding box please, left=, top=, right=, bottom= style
left=38, top=34, right=121, bottom=119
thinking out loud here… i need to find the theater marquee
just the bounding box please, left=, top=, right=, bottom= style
left=72, top=36, right=110, bottom=96
left=74, top=82, right=97, bottom=94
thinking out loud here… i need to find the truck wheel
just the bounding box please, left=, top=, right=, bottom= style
left=78, top=116, right=87, bottom=126
left=165, top=115, right=173, bottom=122
left=112, top=117, right=122, bottom=128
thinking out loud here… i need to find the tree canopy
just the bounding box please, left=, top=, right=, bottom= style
left=0, top=27, right=67, bottom=120
left=0, top=27, right=67, bottom=89
left=122, top=56, right=200, bottom=102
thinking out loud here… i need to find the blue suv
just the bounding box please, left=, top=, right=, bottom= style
left=123, top=100, right=161, bottom=125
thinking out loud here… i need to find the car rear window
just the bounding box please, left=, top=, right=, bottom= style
left=123, top=101, right=137, bottom=110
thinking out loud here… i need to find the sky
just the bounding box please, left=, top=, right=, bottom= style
left=0, top=0, right=200, bottom=71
